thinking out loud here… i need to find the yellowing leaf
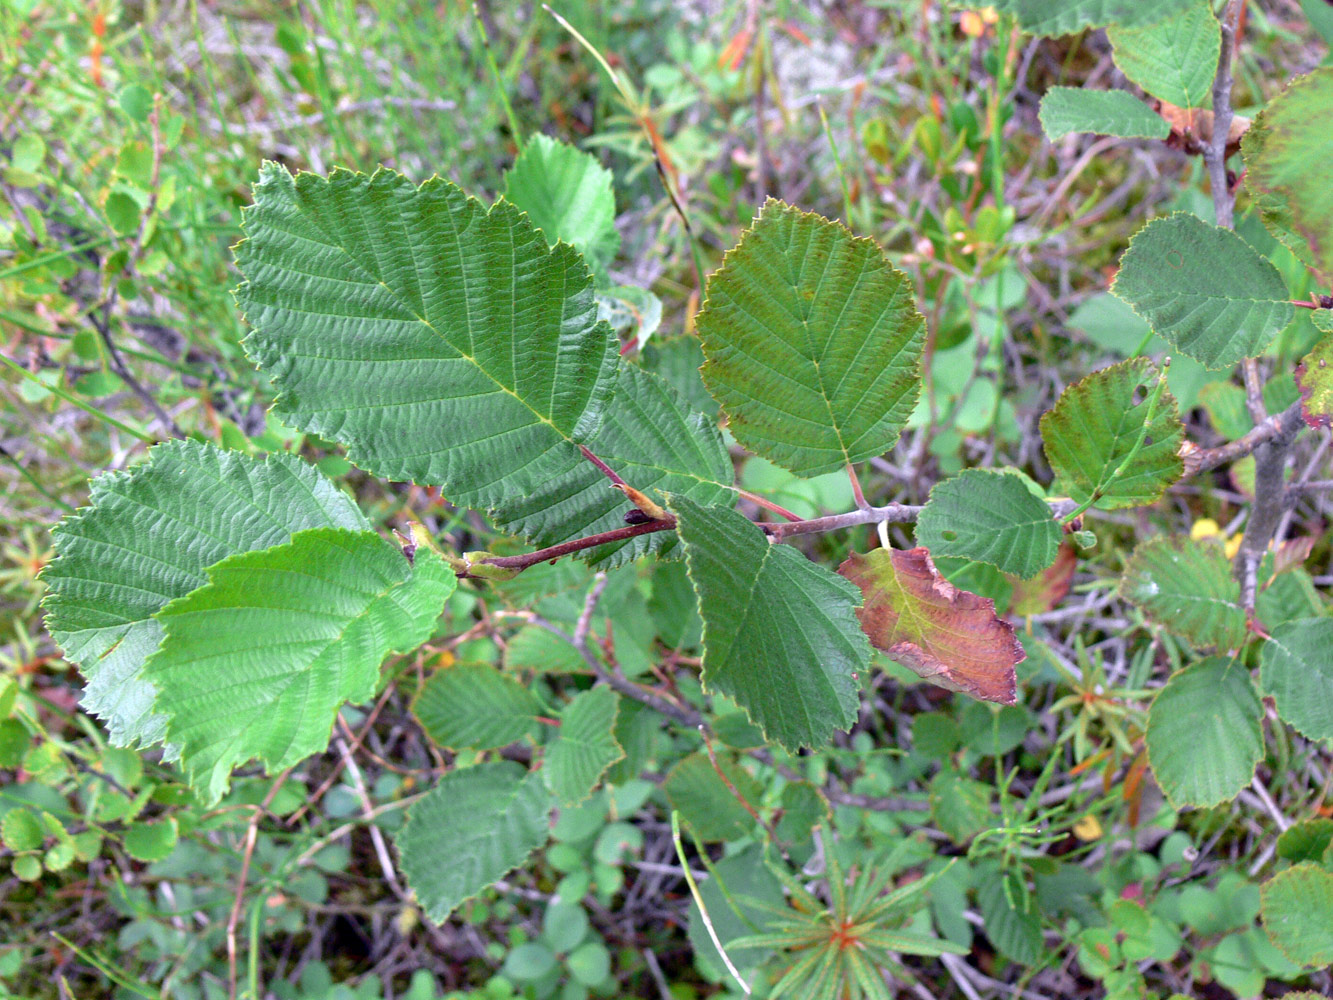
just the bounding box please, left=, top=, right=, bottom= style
left=838, top=547, right=1021, bottom=705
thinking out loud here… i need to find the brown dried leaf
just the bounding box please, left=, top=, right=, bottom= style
left=1156, top=101, right=1250, bottom=157
left=1009, top=542, right=1078, bottom=616
left=838, top=547, right=1021, bottom=705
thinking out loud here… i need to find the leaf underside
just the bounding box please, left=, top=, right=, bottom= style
left=234, top=163, right=619, bottom=529
left=502, top=134, right=620, bottom=281
left=839, top=547, right=1021, bottom=705
left=670, top=495, right=868, bottom=751
left=543, top=685, right=624, bottom=806
left=916, top=468, right=1061, bottom=579
left=145, top=528, right=454, bottom=803
left=41, top=440, right=368, bottom=751
left=983, top=0, right=1192, bottom=35
left=1038, top=88, right=1171, bottom=141
left=398, top=762, right=552, bottom=924
left=1259, top=618, right=1333, bottom=741
left=1145, top=656, right=1263, bottom=809
left=1107, top=0, right=1220, bottom=109
left=413, top=663, right=543, bottom=751
left=489, top=363, right=735, bottom=565
left=1242, top=67, right=1333, bottom=281
left=1112, top=213, right=1294, bottom=370
left=696, top=199, right=924, bottom=478
left=1119, top=535, right=1246, bottom=651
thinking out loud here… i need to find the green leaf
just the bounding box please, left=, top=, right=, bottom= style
left=840, top=547, right=1021, bottom=705
left=928, top=770, right=993, bottom=845
left=688, top=845, right=785, bottom=970
left=412, top=663, right=542, bottom=751
left=1295, top=333, right=1333, bottom=430
left=664, top=751, right=761, bottom=842
left=1146, top=657, right=1263, bottom=810
left=1112, top=214, right=1294, bottom=369
left=977, top=869, right=1042, bottom=964
left=398, top=762, right=552, bottom=923
left=982, top=0, right=1192, bottom=35
left=145, top=528, right=454, bottom=803
left=695, top=199, right=924, bottom=478
left=1277, top=819, right=1333, bottom=865
left=118, top=84, right=153, bottom=123
left=1038, top=88, right=1170, bottom=140
left=122, top=817, right=178, bottom=862
left=1259, top=618, right=1333, bottom=740
left=1119, top=536, right=1246, bottom=650
left=916, top=469, right=1060, bottom=579
left=42, top=440, right=368, bottom=751
left=1262, top=864, right=1333, bottom=967
left=1242, top=68, right=1333, bottom=281
left=1041, top=358, right=1184, bottom=510
left=489, top=363, right=734, bottom=565
left=1107, top=0, right=1220, bottom=109
left=670, top=496, right=868, bottom=750
left=543, top=686, right=624, bottom=806
left=1, top=808, right=43, bottom=853
left=502, top=134, right=619, bottom=282
left=234, top=163, right=619, bottom=535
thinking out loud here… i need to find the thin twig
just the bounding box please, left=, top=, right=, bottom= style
left=227, top=771, right=291, bottom=1000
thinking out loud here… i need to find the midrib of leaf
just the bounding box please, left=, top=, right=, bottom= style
left=259, top=198, right=570, bottom=444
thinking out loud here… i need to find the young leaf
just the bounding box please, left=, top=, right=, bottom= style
left=413, top=663, right=543, bottom=751
left=1242, top=68, right=1333, bottom=281
left=915, top=469, right=1061, bottom=579
left=234, top=163, right=619, bottom=525
left=1145, top=657, right=1263, bottom=810
left=670, top=495, right=869, bottom=751
left=398, top=762, right=552, bottom=924
left=1041, top=358, right=1184, bottom=510
left=1119, top=536, right=1246, bottom=651
left=1259, top=619, right=1333, bottom=741
left=1295, top=334, right=1333, bottom=430
left=543, top=686, right=624, bottom=807
left=838, top=547, right=1021, bottom=706
left=502, top=134, right=620, bottom=282
left=695, top=199, right=924, bottom=478
left=42, top=440, right=369, bottom=751
left=1038, top=88, right=1171, bottom=141
left=1112, top=213, right=1294, bottom=369
left=1261, top=864, right=1333, bottom=967
left=144, top=528, right=454, bottom=803
left=1106, top=0, right=1220, bottom=109
left=488, top=364, right=734, bottom=564
left=981, top=0, right=1192, bottom=35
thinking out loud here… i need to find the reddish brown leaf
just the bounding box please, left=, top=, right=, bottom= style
left=838, top=547, right=1021, bottom=705
left=1273, top=535, right=1316, bottom=577
left=1009, top=542, right=1078, bottom=616
left=1295, top=334, right=1333, bottom=430
left=1155, top=101, right=1250, bottom=157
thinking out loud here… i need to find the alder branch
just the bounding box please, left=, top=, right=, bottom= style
left=461, top=497, right=1083, bottom=578
left=1203, top=0, right=1242, bottom=230
left=1184, top=401, right=1306, bottom=475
